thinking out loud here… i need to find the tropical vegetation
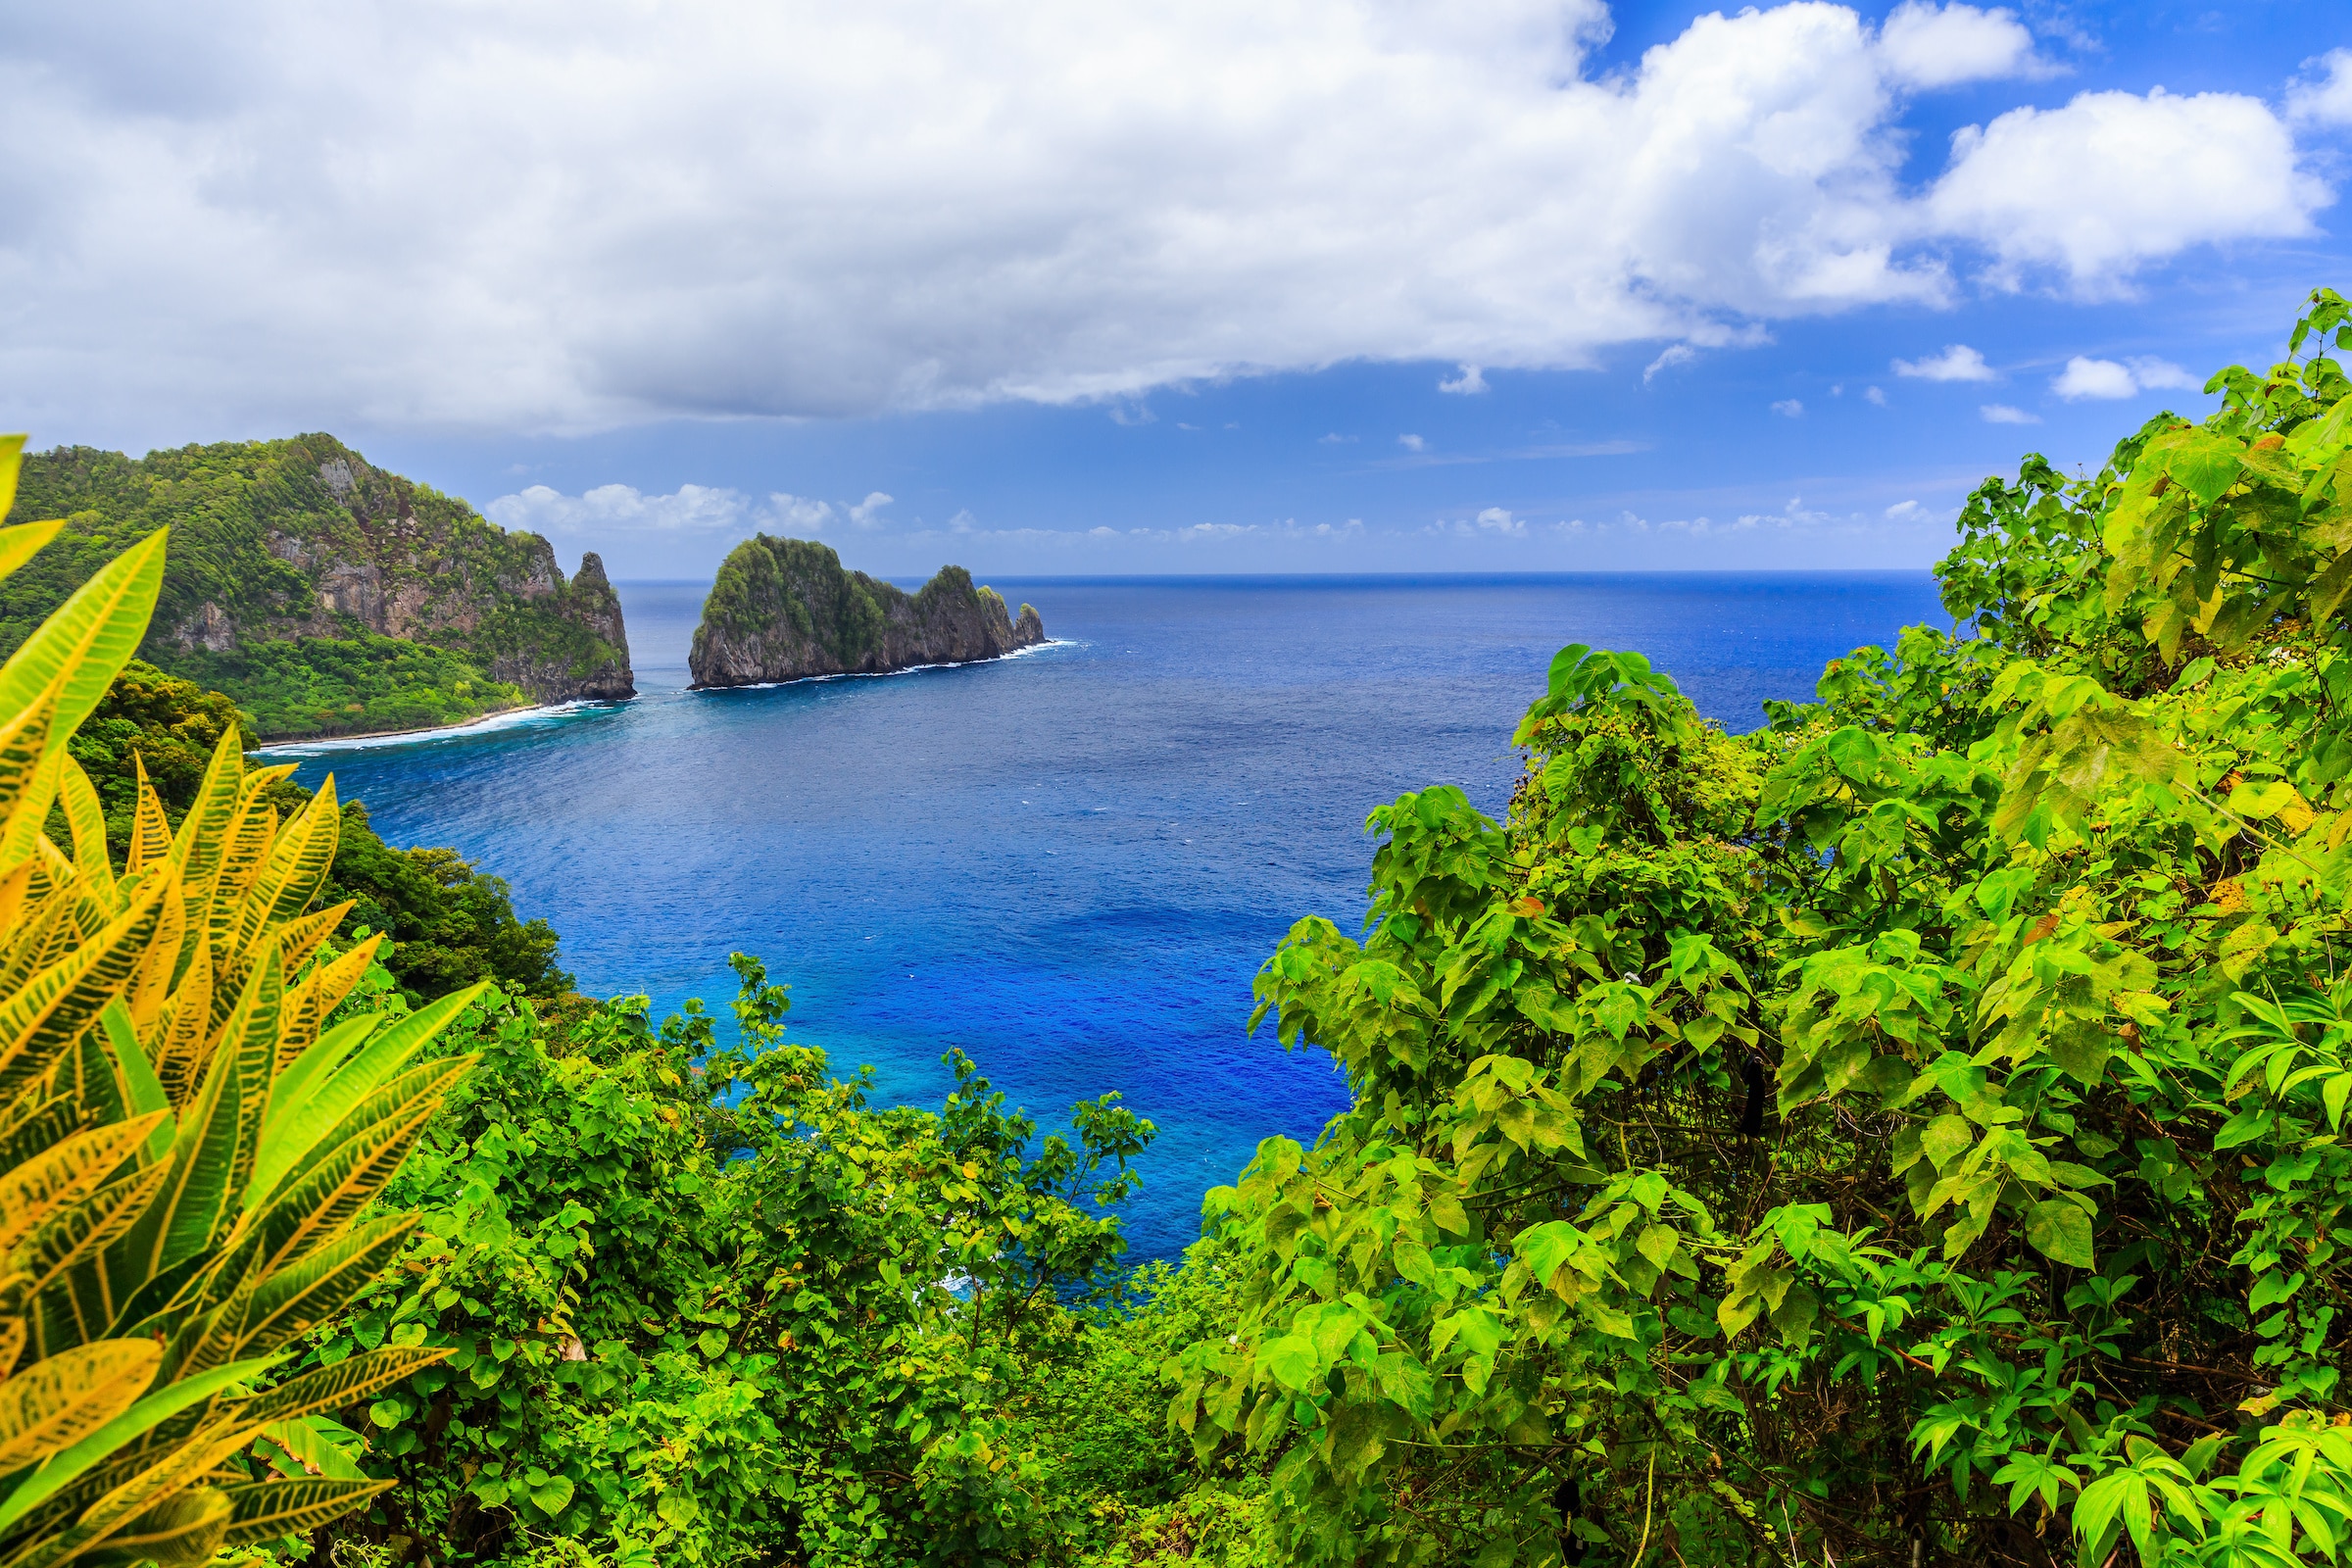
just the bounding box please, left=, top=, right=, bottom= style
left=1171, top=291, right=2352, bottom=1566
left=11, top=289, right=2352, bottom=1568
left=0, top=435, right=481, bottom=1566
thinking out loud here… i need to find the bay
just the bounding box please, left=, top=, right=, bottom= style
left=279, top=571, right=1944, bottom=1259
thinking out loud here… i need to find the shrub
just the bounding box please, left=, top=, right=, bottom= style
left=0, top=436, right=477, bottom=1567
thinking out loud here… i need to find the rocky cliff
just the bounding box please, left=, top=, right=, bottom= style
left=3, top=435, right=633, bottom=736
left=688, top=535, right=1045, bottom=688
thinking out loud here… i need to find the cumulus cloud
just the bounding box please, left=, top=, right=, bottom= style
left=1738, top=496, right=1836, bottom=528
left=2050, top=354, right=2196, bottom=400
left=1893, top=344, right=1996, bottom=380
left=1885, top=499, right=1923, bottom=520
left=1475, top=507, right=1524, bottom=534
left=1876, top=1, right=2043, bottom=90
left=2288, top=49, right=2352, bottom=127
left=768, top=493, right=838, bottom=531
left=0, top=0, right=2331, bottom=438
left=1981, top=403, right=2038, bottom=423
left=1771, top=399, right=1805, bottom=417
left=1438, top=365, right=1489, bottom=394
left=1397, top=434, right=1427, bottom=453
left=486, top=482, right=754, bottom=535
left=2052, top=357, right=2135, bottom=400
left=1864, top=384, right=1888, bottom=405
left=1926, top=89, right=2326, bottom=290
left=485, top=481, right=902, bottom=539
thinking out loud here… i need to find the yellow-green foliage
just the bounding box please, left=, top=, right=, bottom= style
left=1173, top=296, right=2352, bottom=1568
left=0, top=436, right=476, bottom=1567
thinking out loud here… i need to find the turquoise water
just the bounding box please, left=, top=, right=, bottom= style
left=277, top=572, right=1945, bottom=1258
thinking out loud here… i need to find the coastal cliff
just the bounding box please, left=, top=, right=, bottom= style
left=4, top=435, right=633, bottom=736
left=688, top=535, right=1045, bottom=688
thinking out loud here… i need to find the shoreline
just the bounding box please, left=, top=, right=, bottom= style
left=254, top=697, right=626, bottom=755
left=685, top=636, right=1073, bottom=693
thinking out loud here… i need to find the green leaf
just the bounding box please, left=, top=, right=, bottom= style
left=0, top=1353, right=278, bottom=1536
left=1260, top=1336, right=1319, bottom=1391
left=2164, top=431, right=2244, bottom=505
left=1920, top=1114, right=1974, bottom=1170
left=2228, top=780, right=2301, bottom=819
left=529, top=1474, right=575, bottom=1517
left=2026, top=1200, right=2094, bottom=1268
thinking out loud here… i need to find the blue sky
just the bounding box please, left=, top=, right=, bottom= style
left=4, top=0, right=2349, bottom=577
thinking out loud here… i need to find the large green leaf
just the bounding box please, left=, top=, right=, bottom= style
left=245, top=982, right=482, bottom=1210
left=216, top=1476, right=390, bottom=1547
left=0, top=1353, right=275, bottom=1536
left=0, top=528, right=168, bottom=814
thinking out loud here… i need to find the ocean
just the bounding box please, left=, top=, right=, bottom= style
left=278, top=572, right=1946, bottom=1259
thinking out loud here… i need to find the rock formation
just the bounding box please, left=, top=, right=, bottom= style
left=688, top=535, right=1045, bottom=689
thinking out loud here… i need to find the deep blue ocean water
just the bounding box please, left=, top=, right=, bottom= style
left=275, top=573, right=1944, bottom=1259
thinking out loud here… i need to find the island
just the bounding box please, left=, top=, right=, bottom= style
left=688, top=534, right=1045, bottom=688
left=4, top=434, right=633, bottom=739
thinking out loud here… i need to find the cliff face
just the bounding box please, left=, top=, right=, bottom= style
left=688, top=536, right=1046, bottom=689
left=5, top=436, right=634, bottom=733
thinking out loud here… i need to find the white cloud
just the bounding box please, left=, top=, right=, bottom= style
left=1397, top=434, right=1427, bottom=452
left=2126, top=356, right=2198, bottom=391
left=2288, top=49, right=2352, bottom=127
left=1438, top=364, right=1489, bottom=395
left=486, top=481, right=754, bottom=534
left=2052, top=356, right=2135, bottom=399
left=1864, top=384, right=1888, bottom=405
left=1738, top=495, right=1842, bottom=528
left=2051, top=354, right=2199, bottom=399
left=1981, top=403, right=2038, bottom=423
left=1893, top=344, right=1995, bottom=380
left=0, top=0, right=2328, bottom=440
left=1877, top=1, right=2043, bottom=90
left=1318, top=432, right=1357, bottom=444
left=483, top=480, right=923, bottom=543
left=1642, top=344, right=1697, bottom=384
left=767, top=493, right=838, bottom=531
left=1885, top=499, right=1923, bottom=520
left=1475, top=506, right=1523, bottom=534
left=1927, top=89, right=2327, bottom=291
left=1771, top=399, right=1805, bottom=417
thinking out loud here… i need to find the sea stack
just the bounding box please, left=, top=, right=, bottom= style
left=688, top=535, right=1046, bottom=689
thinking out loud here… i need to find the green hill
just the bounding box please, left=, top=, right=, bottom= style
left=7, top=433, right=633, bottom=738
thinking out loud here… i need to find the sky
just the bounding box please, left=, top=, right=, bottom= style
left=3, top=0, right=2349, bottom=578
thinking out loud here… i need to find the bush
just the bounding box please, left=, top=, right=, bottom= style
left=0, top=437, right=477, bottom=1566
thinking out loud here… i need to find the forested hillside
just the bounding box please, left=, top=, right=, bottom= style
left=7, top=435, right=633, bottom=738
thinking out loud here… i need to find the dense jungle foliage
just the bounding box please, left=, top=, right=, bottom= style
left=1168, top=293, right=2352, bottom=1567
left=4, top=437, right=630, bottom=740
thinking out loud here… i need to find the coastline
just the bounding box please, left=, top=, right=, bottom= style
left=254, top=697, right=625, bottom=756
left=686, top=636, right=1074, bottom=693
